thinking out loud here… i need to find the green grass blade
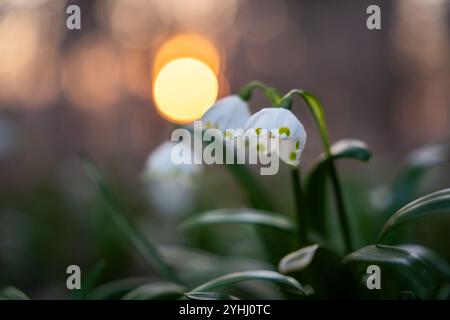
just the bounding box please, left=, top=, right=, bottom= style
left=122, top=282, right=185, bottom=300
left=0, top=287, right=30, bottom=300
left=87, top=277, right=154, bottom=300
left=388, top=143, right=449, bottom=213
left=185, top=292, right=239, bottom=300
left=73, top=260, right=107, bottom=300
left=187, top=270, right=305, bottom=296
left=378, top=188, right=450, bottom=241
left=81, top=155, right=183, bottom=285
left=179, top=208, right=296, bottom=234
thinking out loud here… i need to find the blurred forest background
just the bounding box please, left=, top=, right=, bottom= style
left=0, top=0, right=449, bottom=299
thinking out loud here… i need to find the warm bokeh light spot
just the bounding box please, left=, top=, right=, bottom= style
left=153, top=33, right=221, bottom=77
left=153, top=58, right=218, bottom=123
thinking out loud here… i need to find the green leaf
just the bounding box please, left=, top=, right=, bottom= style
left=73, top=260, right=106, bottom=300
left=326, top=139, right=372, bottom=162
left=398, top=245, right=450, bottom=280
left=87, top=277, right=154, bottom=300
left=343, top=244, right=450, bottom=298
left=0, top=287, right=30, bottom=300
left=81, top=155, right=183, bottom=285
left=122, top=282, right=185, bottom=300
left=185, top=292, right=239, bottom=300
left=179, top=208, right=296, bottom=234
left=306, top=140, right=371, bottom=236
left=187, top=270, right=305, bottom=296
left=388, top=143, right=449, bottom=213
left=378, top=188, right=450, bottom=241
left=278, top=244, right=356, bottom=298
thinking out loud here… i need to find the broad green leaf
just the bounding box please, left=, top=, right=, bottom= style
left=388, top=143, right=449, bottom=213
left=180, top=208, right=296, bottom=234
left=81, top=156, right=183, bottom=285
left=326, top=140, right=372, bottom=162
left=278, top=244, right=357, bottom=298
left=343, top=244, right=450, bottom=298
left=378, top=188, right=450, bottom=241
left=398, top=245, right=450, bottom=280
left=185, top=292, right=239, bottom=300
left=122, top=282, right=185, bottom=300
left=0, top=287, right=29, bottom=300
left=87, top=277, right=154, bottom=300
left=187, top=270, right=305, bottom=296
left=306, top=140, right=371, bottom=236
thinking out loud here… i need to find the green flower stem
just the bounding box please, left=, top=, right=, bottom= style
left=239, top=81, right=281, bottom=106
left=279, top=90, right=353, bottom=253
left=291, top=168, right=308, bottom=247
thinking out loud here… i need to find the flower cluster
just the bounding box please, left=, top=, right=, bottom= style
left=202, top=95, right=307, bottom=166
left=142, top=88, right=308, bottom=215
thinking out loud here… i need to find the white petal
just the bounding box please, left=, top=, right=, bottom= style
left=245, top=107, right=306, bottom=142
left=201, top=95, right=251, bottom=131
left=142, top=141, right=202, bottom=216
left=143, top=141, right=202, bottom=179
left=277, top=140, right=302, bottom=166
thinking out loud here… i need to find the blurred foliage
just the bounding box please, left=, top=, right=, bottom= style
left=1, top=133, right=450, bottom=299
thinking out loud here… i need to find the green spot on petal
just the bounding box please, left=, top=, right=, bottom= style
left=279, top=127, right=290, bottom=137
left=256, top=128, right=262, bottom=135
left=289, top=152, right=296, bottom=161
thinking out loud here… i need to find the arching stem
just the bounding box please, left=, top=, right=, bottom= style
left=279, top=90, right=353, bottom=253
left=239, top=81, right=281, bottom=106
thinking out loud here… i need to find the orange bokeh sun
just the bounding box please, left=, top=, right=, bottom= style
left=152, top=34, right=222, bottom=124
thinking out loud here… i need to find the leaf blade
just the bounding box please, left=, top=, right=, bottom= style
left=187, top=270, right=305, bottom=296
left=122, top=282, right=185, bottom=300
left=306, top=139, right=371, bottom=236
left=378, top=188, right=450, bottom=241
left=81, top=155, right=183, bottom=285
left=0, top=287, right=29, bottom=300
left=179, top=208, right=296, bottom=234
left=185, top=292, right=239, bottom=300
left=343, top=244, right=450, bottom=298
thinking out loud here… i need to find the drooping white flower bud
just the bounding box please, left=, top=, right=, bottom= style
left=201, top=95, right=251, bottom=134
left=244, top=108, right=307, bottom=166
left=142, top=141, right=202, bottom=215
